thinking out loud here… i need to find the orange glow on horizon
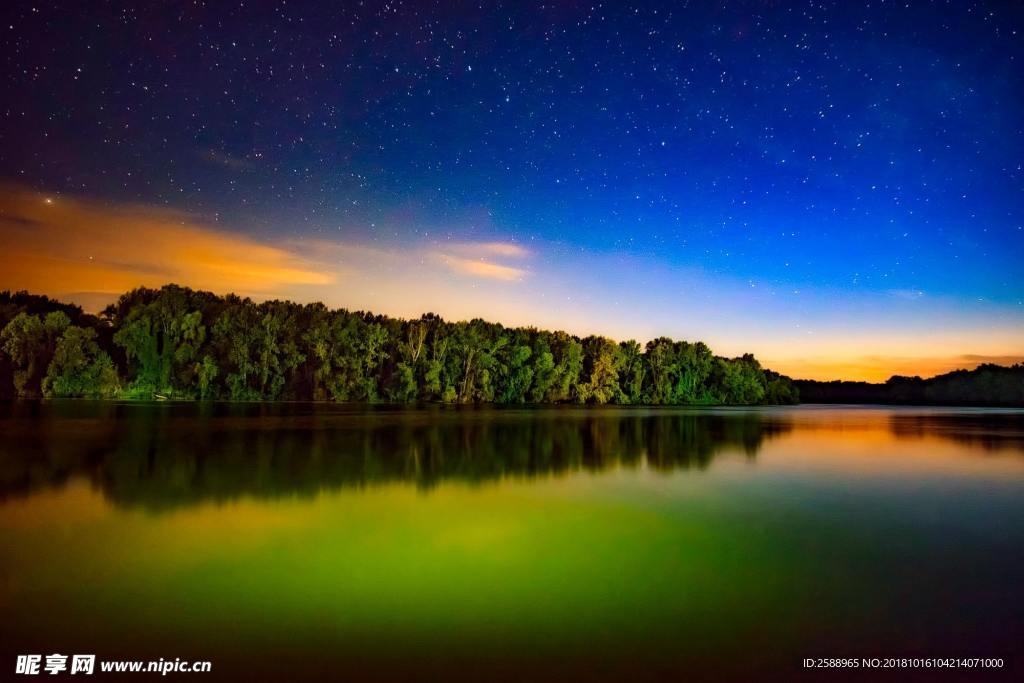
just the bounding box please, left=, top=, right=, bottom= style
left=1, top=184, right=1019, bottom=384
left=762, top=354, right=1024, bottom=383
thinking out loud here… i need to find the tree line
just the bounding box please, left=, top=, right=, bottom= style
left=0, top=285, right=798, bottom=404
left=795, top=364, right=1024, bottom=407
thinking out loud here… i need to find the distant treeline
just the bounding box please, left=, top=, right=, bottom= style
left=795, top=365, right=1024, bottom=406
left=1, top=286, right=798, bottom=405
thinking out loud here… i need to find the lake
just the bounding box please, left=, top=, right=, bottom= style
left=1, top=403, right=1021, bottom=680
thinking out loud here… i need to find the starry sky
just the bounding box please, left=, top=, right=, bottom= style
left=1, top=0, right=1022, bottom=380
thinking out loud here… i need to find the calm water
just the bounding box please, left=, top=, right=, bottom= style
left=1, top=403, right=1022, bottom=681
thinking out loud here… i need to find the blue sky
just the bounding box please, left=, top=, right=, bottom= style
left=1, top=0, right=1021, bottom=379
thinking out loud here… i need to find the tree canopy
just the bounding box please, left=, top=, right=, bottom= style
left=795, top=365, right=1024, bottom=406
left=0, top=285, right=799, bottom=404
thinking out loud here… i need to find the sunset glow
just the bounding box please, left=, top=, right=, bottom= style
left=0, top=185, right=1019, bottom=381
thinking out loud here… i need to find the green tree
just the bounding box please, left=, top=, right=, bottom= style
left=359, top=322, right=389, bottom=401
left=109, top=287, right=209, bottom=398
left=1, top=311, right=70, bottom=397
left=498, top=344, right=534, bottom=403
left=618, top=340, right=645, bottom=404
left=581, top=336, right=621, bottom=404
left=452, top=320, right=506, bottom=403
left=545, top=332, right=583, bottom=402
left=765, top=371, right=799, bottom=404
left=43, top=326, right=120, bottom=397
left=676, top=341, right=715, bottom=403
left=643, top=337, right=675, bottom=404
left=197, top=355, right=219, bottom=399
left=387, top=362, right=417, bottom=402
left=711, top=355, right=766, bottom=405
left=0, top=284, right=806, bottom=407
left=211, top=300, right=304, bottom=400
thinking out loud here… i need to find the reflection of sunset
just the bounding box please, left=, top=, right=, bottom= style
left=750, top=409, right=1024, bottom=479
left=3, top=408, right=1023, bottom=534
left=1, top=404, right=1022, bottom=680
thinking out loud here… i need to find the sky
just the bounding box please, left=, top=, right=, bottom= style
left=0, top=0, right=1022, bottom=381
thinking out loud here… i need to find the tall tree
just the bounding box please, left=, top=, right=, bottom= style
left=581, top=336, right=621, bottom=404
left=43, top=326, right=120, bottom=398
left=1, top=311, right=70, bottom=397
left=618, top=340, right=645, bottom=404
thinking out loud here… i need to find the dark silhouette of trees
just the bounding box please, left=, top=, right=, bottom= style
left=795, top=364, right=1024, bottom=406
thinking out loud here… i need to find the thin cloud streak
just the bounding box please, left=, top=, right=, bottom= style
left=432, top=253, right=527, bottom=281
left=452, top=241, right=530, bottom=258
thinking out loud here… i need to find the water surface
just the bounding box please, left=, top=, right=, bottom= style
left=1, top=403, right=1021, bottom=680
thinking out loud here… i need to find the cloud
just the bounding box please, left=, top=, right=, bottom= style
left=0, top=185, right=333, bottom=303
left=0, top=186, right=537, bottom=317
left=456, top=241, right=530, bottom=258
left=428, top=241, right=530, bottom=281
left=288, top=238, right=531, bottom=282
left=433, top=252, right=527, bottom=281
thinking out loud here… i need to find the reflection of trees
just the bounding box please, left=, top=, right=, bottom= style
left=888, top=412, right=1024, bottom=452
left=0, top=403, right=790, bottom=511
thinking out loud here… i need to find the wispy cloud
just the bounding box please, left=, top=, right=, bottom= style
left=432, top=251, right=528, bottom=281
left=427, top=240, right=530, bottom=281
left=0, top=185, right=333, bottom=301
left=0, top=186, right=536, bottom=314
left=290, top=238, right=532, bottom=282
left=452, top=241, right=530, bottom=258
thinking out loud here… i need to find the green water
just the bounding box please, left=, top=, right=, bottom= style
left=1, top=403, right=1021, bottom=680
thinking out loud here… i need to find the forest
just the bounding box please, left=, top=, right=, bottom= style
left=795, top=365, right=1024, bottom=407
left=0, top=285, right=798, bottom=405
